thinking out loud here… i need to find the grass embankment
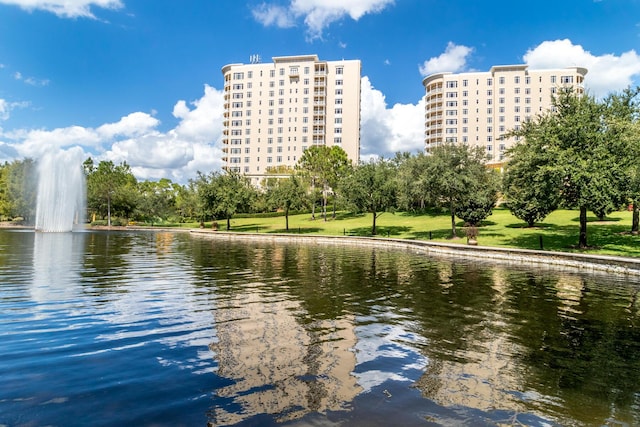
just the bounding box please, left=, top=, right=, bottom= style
left=168, top=207, right=640, bottom=258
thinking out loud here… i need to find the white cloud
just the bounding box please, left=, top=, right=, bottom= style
left=251, top=3, right=296, bottom=28
left=0, top=85, right=225, bottom=183
left=359, top=76, right=424, bottom=159
left=252, top=0, right=394, bottom=39
left=523, top=39, right=640, bottom=98
left=0, top=99, right=30, bottom=121
left=0, top=99, right=10, bottom=121
left=172, top=84, right=224, bottom=143
left=0, top=0, right=123, bottom=18
left=419, top=42, right=473, bottom=76
left=97, top=112, right=160, bottom=139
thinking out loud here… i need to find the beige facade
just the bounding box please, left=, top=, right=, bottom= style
left=422, top=65, right=587, bottom=165
left=221, top=55, right=361, bottom=185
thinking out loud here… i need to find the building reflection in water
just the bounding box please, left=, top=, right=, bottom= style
left=210, top=287, right=361, bottom=425
left=414, top=266, right=529, bottom=414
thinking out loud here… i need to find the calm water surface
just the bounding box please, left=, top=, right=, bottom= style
left=1, top=229, right=639, bottom=426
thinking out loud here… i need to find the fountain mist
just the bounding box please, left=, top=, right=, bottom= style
left=35, top=149, right=86, bottom=232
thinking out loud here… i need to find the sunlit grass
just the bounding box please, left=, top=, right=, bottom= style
left=176, top=207, right=640, bottom=258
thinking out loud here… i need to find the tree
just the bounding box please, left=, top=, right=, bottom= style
left=135, top=179, right=178, bottom=225
left=395, top=152, right=430, bottom=212
left=339, top=158, right=397, bottom=235
left=503, top=126, right=563, bottom=226
left=510, top=89, right=626, bottom=248
left=603, top=87, right=640, bottom=233
left=456, top=168, right=500, bottom=226
left=0, top=158, right=37, bottom=223
left=195, top=170, right=255, bottom=230
left=85, top=159, right=137, bottom=226
left=420, top=144, right=492, bottom=238
left=174, top=181, right=199, bottom=223
left=265, top=175, right=308, bottom=231
left=297, top=145, right=351, bottom=221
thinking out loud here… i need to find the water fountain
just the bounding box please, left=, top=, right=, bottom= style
left=34, top=148, right=86, bottom=232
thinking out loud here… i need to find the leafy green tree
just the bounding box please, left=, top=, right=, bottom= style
left=85, top=159, right=137, bottom=226
left=511, top=89, right=626, bottom=248
left=456, top=168, right=500, bottom=226
left=174, top=181, right=199, bottom=223
left=297, top=145, right=351, bottom=221
left=195, top=170, right=256, bottom=230
left=0, top=158, right=37, bottom=223
left=503, top=127, right=563, bottom=226
left=135, top=178, right=178, bottom=225
left=420, top=144, right=491, bottom=238
left=395, top=152, right=430, bottom=212
left=265, top=175, right=308, bottom=231
left=603, top=87, right=640, bottom=233
left=339, top=157, right=397, bottom=235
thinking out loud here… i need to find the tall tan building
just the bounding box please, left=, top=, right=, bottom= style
left=422, top=65, right=587, bottom=165
left=221, top=55, right=361, bottom=185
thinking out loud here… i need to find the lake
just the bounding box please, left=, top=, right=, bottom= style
left=1, top=229, right=639, bottom=426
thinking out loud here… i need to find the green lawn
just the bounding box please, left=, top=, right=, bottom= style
left=173, top=207, right=640, bottom=258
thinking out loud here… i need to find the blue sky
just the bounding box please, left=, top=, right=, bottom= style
left=1, top=0, right=640, bottom=182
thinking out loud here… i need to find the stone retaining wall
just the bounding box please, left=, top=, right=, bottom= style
left=190, top=230, right=640, bottom=277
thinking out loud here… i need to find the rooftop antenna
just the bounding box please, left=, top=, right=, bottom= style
left=249, top=54, right=261, bottom=64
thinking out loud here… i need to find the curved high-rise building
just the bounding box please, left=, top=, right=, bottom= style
left=422, top=65, right=587, bottom=166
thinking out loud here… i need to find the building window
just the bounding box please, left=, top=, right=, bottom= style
left=336, top=67, right=343, bottom=75
left=462, top=79, right=468, bottom=87
left=335, top=127, right=342, bottom=134
left=487, top=78, right=493, bottom=86
left=561, top=75, right=574, bottom=84
left=446, top=81, right=458, bottom=88
left=499, top=77, right=505, bottom=85
left=334, top=137, right=342, bottom=143
left=551, top=75, right=557, bottom=83
left=525, top=76, right=531, bottom=85
left=514, top=76, right=520, bottom=84
left=336, top=79, right=343, bottom=85
left=232, top=72, right=244, bottom=80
